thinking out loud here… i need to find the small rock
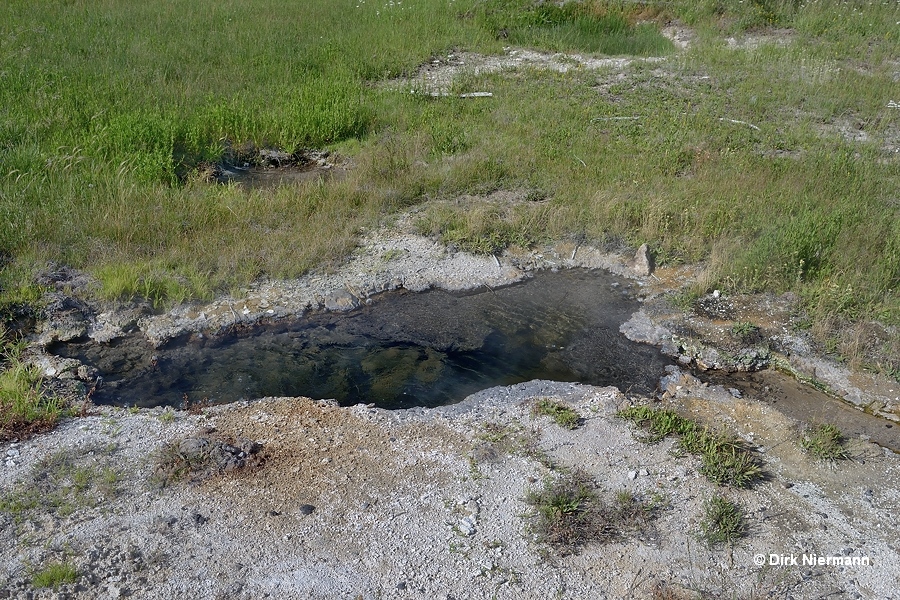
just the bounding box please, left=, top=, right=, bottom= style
left=323, top=289, right=360, bottom=312
left=638, top=468, right=649, bottom=477
left=630, top=243, right=655, bottom=276
left=298, top=504, right=315, bottom=515
left=458, top=517, right=476, bottom=536
left=628, top=470, right=638, bottom=480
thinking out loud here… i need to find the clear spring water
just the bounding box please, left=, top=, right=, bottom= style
left=50, top=269, right=673, bottom=409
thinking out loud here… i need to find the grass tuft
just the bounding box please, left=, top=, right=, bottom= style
left=699, top=494, right=746, bottom=547
left=800, top=423, right=850, bottom=460
left=531, top=398, right=582, bottom=429
left=0, top=328, right=66, bottom=441
left=524, top=469, right=658, bottom=554
left=618, top=405, right=763, bottom=487
left=31, top=561, right=78, bottom=590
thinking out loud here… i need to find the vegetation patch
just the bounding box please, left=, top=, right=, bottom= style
left=617, top=405, right=763, bottom=487
left=699, top=494, right=746, bottom=547
left=31, top=561, right=78, bottom=590
left=0, top=0, right=897, bottom=369
left=472, top=420, right=553, bottom=469
left=0, top=328, right=67, bottom=441
left=151, top=435, right=264, bottom=487
left=0, top=448, right=120, bottom=523
left=730, top=321, right=761, bottom=344
left=531, top=398, right=582, bottom=430
left=415, top=201, right=541, bottom=255
left=524, top=469, right=659, bottom=555
left=800, top=423, right=850, bottom=461
left=476, top=0, right=674, bottom=55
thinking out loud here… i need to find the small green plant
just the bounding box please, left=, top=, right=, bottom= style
left=158, top=408, right=176, bottom=424
left=380, top=248, right=406, bottom=262
left=0, top=449, right=120, bottom=523
left=699, top=494, right=746, bottom=547
left=731, top=321, right=760, bottom=343
left=151, top=439, right=210, bottom=487
left=524, top=470, right=658, bottom=554
left=525, top=470, right=600, bottom=553
left=532, top=398, right=581, bottom=430
left=617, top=406, right=696, bottom=442
left=618, top=405, right=763, bottom=487
left=801, top=423, right=850, bottom=460
left=473, top=420, right=555, bottom=469
left=0, top=328, right=66, bottom=441
left=31, top=561, right=78, bottom=589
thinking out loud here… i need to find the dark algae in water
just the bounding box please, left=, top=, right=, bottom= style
left=51, top=270, right=673, bottom=409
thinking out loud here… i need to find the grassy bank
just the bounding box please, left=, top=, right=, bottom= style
left=0, top=0, right=897, bottom=370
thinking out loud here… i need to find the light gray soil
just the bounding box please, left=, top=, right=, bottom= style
left=2, top=376, right=898, bottom=599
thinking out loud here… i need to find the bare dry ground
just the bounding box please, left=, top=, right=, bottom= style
left=2, top=368, right=899, bottom=599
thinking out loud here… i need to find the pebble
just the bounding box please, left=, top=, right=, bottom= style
left=298, top=504, right=316, bottom=515
left=458, top=517, right=476, bottom=536
left=628, top=470, right=637, bottom=480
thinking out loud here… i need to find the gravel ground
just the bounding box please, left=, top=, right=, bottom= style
left=2, top=377, right=899, bottom=599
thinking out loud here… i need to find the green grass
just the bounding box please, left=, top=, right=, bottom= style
left=524, top=469, right=658, bottom=554
left=0, top=328, right=66, bottom=441
left=731, top=321, right=760, bottom=344
left=699, top=494, right=747, bottom=547
left=617, top=405, right=763, bottom=487
left=800, top=423, right=851, bottom=460
left=0, top=448, right=120, bottom=522
left=157, top=408, right=177, bottom=424
left=476, top=0, right=675, bottom=55
left=0, top=0, right=897, bottom=362
left=531, top=398, right=582, bottom=429
left=31, top=561, right=78, bottom=590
